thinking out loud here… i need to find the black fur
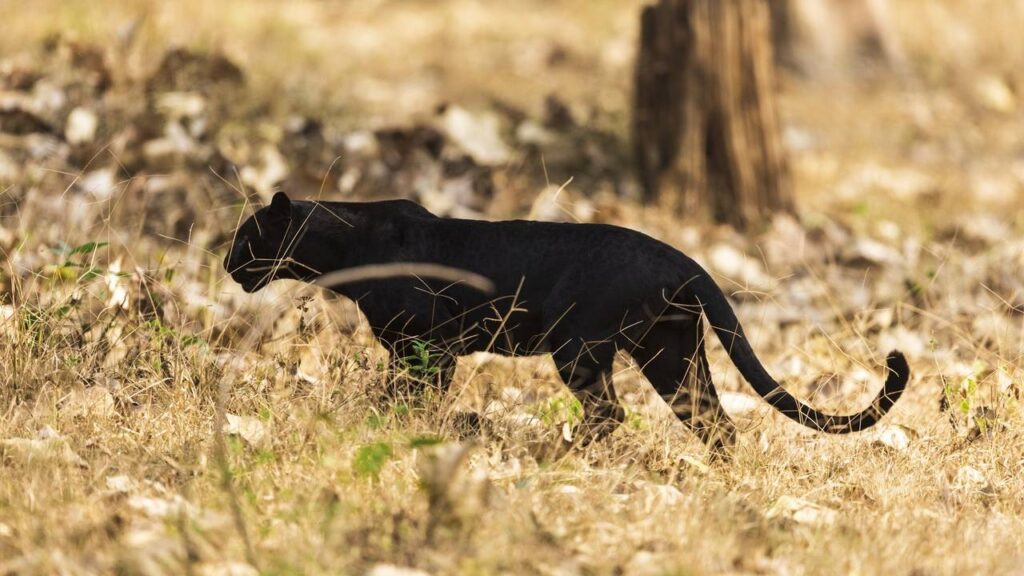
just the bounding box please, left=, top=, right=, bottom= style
left=225, top=193, right=909, bottom=454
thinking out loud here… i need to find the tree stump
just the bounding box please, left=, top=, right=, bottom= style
left=633, top=0, right=792, bottom=231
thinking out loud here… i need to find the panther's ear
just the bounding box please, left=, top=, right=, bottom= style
left=267, top=192, right=292, bottom=222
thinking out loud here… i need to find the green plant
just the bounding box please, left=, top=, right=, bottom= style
left=50, top=240, right=112, bottom=283
left=534, top=393, right=584, bottom=430
left=401, top=339, right=442, bottom=381
left=941, top=362, right=983, bottom=421
left=353, top=442, right=394, bottom=478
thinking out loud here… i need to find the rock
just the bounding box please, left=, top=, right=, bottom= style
left=78, top=167, right=118, bottom=199
left=708, top=244, right=773, bottom=292
left=155, top=92, right=206, bottom=122
left=64, top=106, right=98, bottom=144
left=439, top=105, right=511, bottom=166
left=841, top=237, right=903, bottom=268
left=515, top=119, right=557, bottom=147
left=239, top=144, right=288, bottom=196
left=837, top=162, right=934, bottom=203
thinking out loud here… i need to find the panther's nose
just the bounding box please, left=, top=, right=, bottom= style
left=224, top=236, right=247, bottom=273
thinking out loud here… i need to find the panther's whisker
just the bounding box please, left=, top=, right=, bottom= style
left=243, top=257, right=321, bottom=276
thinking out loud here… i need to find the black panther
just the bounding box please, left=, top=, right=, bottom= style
left=225, top=192, right=909, bottom=454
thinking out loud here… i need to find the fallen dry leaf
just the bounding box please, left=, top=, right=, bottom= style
left=105, top=475, right=136, bottom=494
left=953, top=465, right=994, bottom=495
left=61, top=385, right=115, bottom=419
left=767, top=495, right=838, bottom=527
left=127, top=495, right=195, bottom=519
left=223, top=413, right=267, bottom=448
left=0, top=434, right=87, bottom=468
left=719, top=391, right=762, bottom=417
left=869, top=423, right=918, bottom=452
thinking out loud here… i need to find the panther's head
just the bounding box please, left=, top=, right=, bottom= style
left=224, top=192, right=310, bottom=293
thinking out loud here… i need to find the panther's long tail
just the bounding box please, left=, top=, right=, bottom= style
left=687, top=269, right=909, bottom=433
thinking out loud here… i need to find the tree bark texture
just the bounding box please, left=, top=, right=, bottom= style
left=634, top=0, right=792, bottom=231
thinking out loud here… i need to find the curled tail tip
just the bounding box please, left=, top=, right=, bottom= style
left=885, top=350, right=909, bottom=376
left=884, top=349, right=910, bottom=391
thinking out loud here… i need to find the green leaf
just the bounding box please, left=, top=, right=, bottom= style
left=53, top=265, right=78, bottom=281
left=68, top=241, right=108, bottom=256
left=976, top=417, right=989, bottom=434
left=408, top=435, right=443, bottom=449
left=353, top=442, right=393, bottom=478
left=181, top=334, right=206, bottom=348
left=366, top=414, right=387, bottom=429
left=79, top=266, right=102, bottom=281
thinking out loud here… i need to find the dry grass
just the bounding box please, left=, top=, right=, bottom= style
left=3, top=1, right=1024, bottom=575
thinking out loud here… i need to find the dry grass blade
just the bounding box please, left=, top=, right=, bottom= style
left=315, top=263, right=495, bottom=294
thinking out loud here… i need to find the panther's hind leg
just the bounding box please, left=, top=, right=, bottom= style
left=551, top=338, right=625, bottom=446
left=629, top=318, right=737, bottom=459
